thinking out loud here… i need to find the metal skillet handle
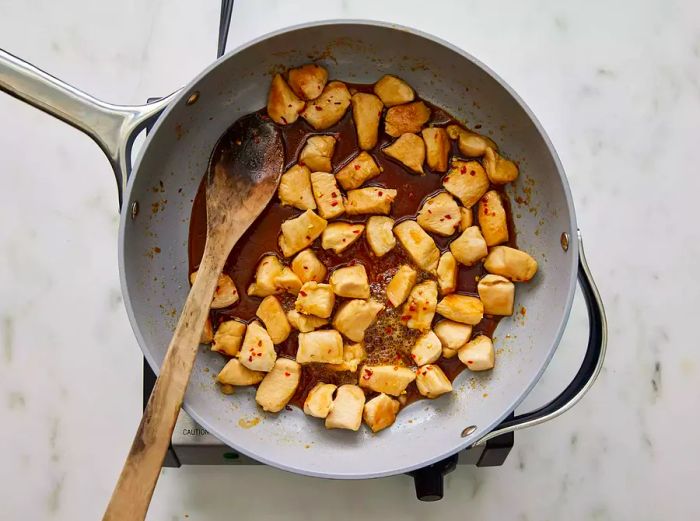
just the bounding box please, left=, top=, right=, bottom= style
left=0, top=48, right=178, bottom=205
left=473, top=231, right=608, bottom=446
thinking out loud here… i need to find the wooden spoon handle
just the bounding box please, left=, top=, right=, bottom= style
left=103, top=244, right=226, bottom=521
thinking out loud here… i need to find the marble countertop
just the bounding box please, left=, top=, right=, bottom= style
left=1, top=0, right=698, bottom=519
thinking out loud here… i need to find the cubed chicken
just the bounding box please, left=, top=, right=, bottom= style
left=321, top=222, right=365, bottom=253
left=352, top=93, right=383, bottom=150
left=286, top=310, right=328, bottom=333
left=238, top=321, right=277, bottom=372
left=328, top=342, right=367, bottom=372
left=291, top=249, right=327, bottom=283
left=477, top=274, right=515, bottom=316
left=299, top=135, right=336, bottom=172
left=443, top=160, right=490, bottom=208
left=329, top=264, right=370, bottom=299
left=410, top=330, right=442, bottom=366
left=458, top=335, right=495, bottom=371
left=267, top=74, right=305, bottom=125
left=332, top=299, right=384, bottom=342
left=301, top=81, right=351, bottom=130
left=459, top=207, right=473, bottom=231
left=433, top=320, right=472, bottom=352
left=310, top=171, right=345, bottom=219
left=275, top=266, right=302, bottom=295
left=483, top=246, right=538, bottom=282
left=325, top=384, right=366, bottom=431
left=335, top=151, right=381, bottom=190
left=303, top=382, right=337, bottom=418
left=246, top=255, right=284, bottom=297
left=255, top=358, right=301, bottom=412
left=190, top=271, right=239, bottom=309
left=287, top=63, right=328, bottom=100
left=385, top=265, right=417, bottom=307
left=295, top=282, right=335, bottom=318
left=366, top=216, right=396, bottom=257
left=296, top=329, right=344, bottom=364
left=421, top=127, right=450, bottom=172
left=436, top=251, right=458, bottom=295
left=345, top=187, right=397, bottom=215
left=449, top=226, right=488, bottom=267
left=212, top=319, right=246, bottom=357
left=393, top=220, right=440, bottom=273
left=363, top=393, right=400, bottom=433
left=447, top=125, right=498, bottom=157
left=200, top=317, right=214, bottom=344
left=373, top=75, right=415, bottom=107
left=382, top=133, right=425, bottom=174
left=415, top=365, right=453, bottom=398
left=416, top=192, right=461, bottom=236
left=384, top=101, right=430, bottom=137
left=278, top=209, right=328, bottom=258
left=483, top=147, right=519, bottom=184
left=478, top=190, right=509, bottom=246
left=278, top=164, right=316, bottom=210
left=359, top=365, right=416, bottom=396
left=436, top=295, right=484, bottom=325
left=401, top=280, right=438, bottom=331
left=256, top=296, right=292, bottom=344
left=217, top=358, right=265, bottom=386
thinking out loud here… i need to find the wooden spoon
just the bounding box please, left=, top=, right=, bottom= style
left=104, top=113, right=283, bottom=521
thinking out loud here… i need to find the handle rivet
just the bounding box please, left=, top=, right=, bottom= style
left=186, top=91, right=200, bottom=106
left=130, top=201, right=139, bottom=220
left=461, top=425, right=477, bottom=438
left=560, top=232, right=569, bottom=252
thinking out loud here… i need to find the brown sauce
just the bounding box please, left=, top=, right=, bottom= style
left=188, top=83, right=517, bottom=411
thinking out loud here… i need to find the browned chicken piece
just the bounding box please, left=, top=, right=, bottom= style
left=443, top=159, right=490, bottom=208
left=267, top=74, right=305, bottom=125
left=301, top=81, right=351, bottom=130
left=477, top=274, right=515, bottom=316
left=384, top=101, right=431, bottom=137
left=483, top=246, right=538, bottom=282
left=416, top=192, right=461, bottom=236
left=459, top=207, right=473, bottom=231
left=483, top=147, right=519, bottom=184
left=287, top=63, right=328, bottom=100
left=310, top=172, right=345, bottom=219
left=299, top=135, right=336, bottom=172
left=421, top=127, right=450, bottom=172
left=278, top=164, right=316, bottom=210
left=351, top=93, right=383, bottom=150
left=383, top=133, right=425, bottom=174
left=363, top=393, right=400, bottom=432
left=335, top=151, right=381, bottom=190
left=373, top=75, right=415, bottom=107
left=478, top=190, right=509, bottom=246
left=345, top=187, right=397, bottom=215
left=446, top=124, right=498, bottom=157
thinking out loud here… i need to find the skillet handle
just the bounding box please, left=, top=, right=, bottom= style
left=0, top=48, right=177, bottom=205
left=473, top=231, right=607, bottom=446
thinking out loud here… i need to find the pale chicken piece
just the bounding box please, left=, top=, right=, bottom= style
left=385, top=265, right=417, bottom=307
left=278, top=164, right=316, bottom=211
left=217, top=358, right=264, bottom=386
left=366, top=216, right=396, bottom=257
left=286, top=310, right=328, bottom=333
left=255, top=358, right=301, bottom=412
left=401, top=280, right=438, bottom=331
left=436, top=294, right=484, bottom=325
left=352, top=93, right=383, bottom=150
left=483, top=147, right=519, bottom=184
left=332, top=299, right=384, bottom=342
left=449, top=226, right=488, bottom=267
left=238, top=321, right=277, bottom=372
left=246, top=255, right=284, bottom=297
left=287, top=63, right=328, bottom=100
left=363, top=393, right=400, bottom=433
left=301, top=81, right=351, bottom=130
left=256, top=296, right=292, bottom=344
left=325, top=384, right=366, bottom=431
left=296, top=329, right=344, bottom=364
left=410, top=330, right=442, bottom=366
left=415, top=365, right=453, bottom=398
left=295, top=282, right=335, bottom=318
left=310, top=172, right=345, bottom=219
left=478, top=190, right=509, bottom=246
left=478, top=274, right=515, bottom=316
left=291, top=249, right=327, bottom=283
left=421, top=127, right=450, bottom=172
left=200, top=317, right=214, bottom=344
left=359, top=365, right=416, bottom=396
left=335, top=152, right=381, bottom=190
left=483, top=246, right=538, bottom=282
left=393, top=220, right=440, bottom=273
left=437, top=251, right=458, bottom=295
left=345, top=187, right=397, bottom=215
left=267, top=74, right=305, bottom=125
left=443, top=160, right=490, bottom=208
left=416, top=192, right=461, bottom=236
left=278, top=209, right=328, bottom=258
left=275, top=267, right=302, bottom=295
left=373, top=75, right=415, bottom=107
left=303, top=382, right=337, bottom=418
left=384, top=101, right=431, bottom=137
left=328, top=342, right=367, bottom=372
left=459, top=207, right=473, bottom=231
left=446, top=124, right=498, bottom=157
left=212, top=320, right=246, bottom=357
left=299, top=135, right=336, bottom=172
left=329, top=264, right=370, bottom=299
left=382, top=133, right=425, bottom=174
left=321, top=222, right=365, bottom=253
left=190, top=271, right=239, bottom=309
left=433, top=319, right=472, bottom=351
left=458, top=335, right=495, bottom=371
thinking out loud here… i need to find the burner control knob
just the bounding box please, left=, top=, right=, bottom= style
left=409, top=454, right=458, bottom=501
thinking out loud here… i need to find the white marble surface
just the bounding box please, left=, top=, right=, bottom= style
left=1, top=0, right=698, bottom=519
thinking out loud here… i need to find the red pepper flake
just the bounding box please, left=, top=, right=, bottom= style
left=409, top=305, right=417, bottom=312
left=400, top=315, right=411, bottom=321
left=284, top=371, right=291, bottom=377
left=378, top=191, right=384, bottom=196
left=470, top=170, right=476, bottom=176
left=352, top=229, right=361, bottom=234
left=385, top=326, right=393, bottom=334
left=257, top=340, right=262, bottom=347
left=427, top=209, right=432, bottom=214
left=315, top=106, right=323, bottom=111
left=342, top=238, right=346, bottom=242
left=362, top=368, right=373, bottom=380
left=445, top=214, right=452, bottom=219
left=354, top=164, right=361, bottom=170
left=299, top=290, right=307, bottom=297
left=331, top=192, right=338, bottom=198
left=256, top=352, right=262, bottom=357
left=467, top=360, right=473, bottom=364
left=460, top=166, right=467, bottom=174
left=483, top=208, right=489, bottom=215
left=330, top=201, right=339, bottom=207
left=248, top=356, right=253, bottom=362
left=411, top=353, right=416, bottom=359
left=440, top=218, right=444, bottom=222
left=426, top=366, right=433, bottom=370
left=305, top=235, right=311, bottom=240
